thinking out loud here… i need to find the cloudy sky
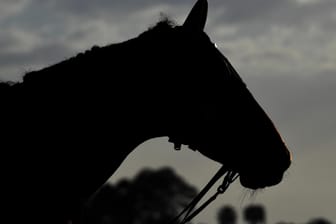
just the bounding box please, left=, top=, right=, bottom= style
left=1, top=0, right=335, bottom=223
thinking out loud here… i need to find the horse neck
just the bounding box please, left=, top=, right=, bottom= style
left=70, top=46, right=178, bottom=210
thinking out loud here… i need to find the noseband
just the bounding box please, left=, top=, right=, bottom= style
left=169, top=140, right=239, bottom=224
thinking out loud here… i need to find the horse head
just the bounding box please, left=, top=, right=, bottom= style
left=164, top=0, right=291, bottom=190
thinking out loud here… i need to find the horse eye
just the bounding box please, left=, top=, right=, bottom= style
left=214, top=43, right=218, bottom=48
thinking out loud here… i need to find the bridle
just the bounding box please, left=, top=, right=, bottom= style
left=169, top=166, right=238, bottom=224
left=169, top=141, right=239, bottom=224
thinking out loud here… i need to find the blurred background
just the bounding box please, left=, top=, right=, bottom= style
left=84, top=167, right=333, bottom=224
left=1, top=0, right=335, bottom=223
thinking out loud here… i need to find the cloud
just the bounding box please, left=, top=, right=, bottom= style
left=0, top=1, right=190, bottom=81
left=0, top=0, right=29, bottom=20
left=210, top=0, right=336, bottom=27
left=0, top=41, right=73, bottom=81
left=30, top=0, right=188, bottom=19
left=210, top=0, right=291, bottom=24
left=208, top=0, right=336, bottom=82
left=0, top=0, right=335, bottom=86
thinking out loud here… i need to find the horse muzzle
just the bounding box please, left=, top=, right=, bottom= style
left=239, top=171, right=284, bottom=189
left=239, top=149, right=291, bottom=189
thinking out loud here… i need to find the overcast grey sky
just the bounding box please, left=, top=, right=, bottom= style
left=1, top=0, right=335, bottom=223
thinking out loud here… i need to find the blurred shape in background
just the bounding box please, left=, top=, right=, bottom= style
left=244, top=204, right=266, bottom=224
left=217, top=205, right=237, bottom=224
left=307, top=218, right=333, bottom=224
left=82, top=167, right=197, bottom=224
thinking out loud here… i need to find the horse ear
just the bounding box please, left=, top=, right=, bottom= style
left=183, top=0, right=208, bottom=31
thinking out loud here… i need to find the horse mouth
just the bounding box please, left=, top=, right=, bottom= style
left=239, top=171, right=284, bottom=189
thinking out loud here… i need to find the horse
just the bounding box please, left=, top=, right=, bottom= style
left=0, top=0, right=291, bottom=223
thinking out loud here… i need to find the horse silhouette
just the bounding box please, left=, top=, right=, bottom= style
left=0, top=0, right=291, bottom=223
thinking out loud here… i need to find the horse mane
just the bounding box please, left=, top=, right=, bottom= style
left=0, top=81, right=18, bottom=96
left=143, top=17, right=177, bottom=35
left=0, top=82, right=13, bottom=89
left=0, top=18, right=174, bottom=90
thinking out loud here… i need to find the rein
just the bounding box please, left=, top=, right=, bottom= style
left=169, top=166, right=239, bottom=224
